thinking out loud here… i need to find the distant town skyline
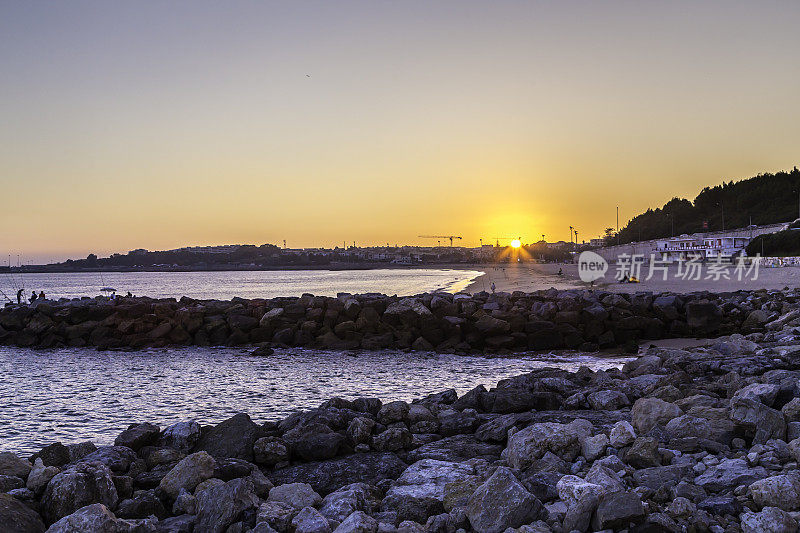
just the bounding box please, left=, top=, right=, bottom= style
left=2, top=1, right=800, bottom=263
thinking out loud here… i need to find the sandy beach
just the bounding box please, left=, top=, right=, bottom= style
left=462, top=262, right=800, bottom=294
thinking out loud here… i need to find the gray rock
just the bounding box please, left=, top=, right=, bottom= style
left=587, top=390, right=629, bottom=410
left=731, top=398, right=786, bottom=444
left=320, top=483, right=381, bottom=522
left=45, top=503, right=144, bottom=533
left=377, top=402, right=410, bottom=425
left=114, top=422, right=160, bottom=451
left=269, top=483, right=322, bottom=510
left=158, top=451, right=217, bottom=499
left=466, top=467, right=544, bottom=533
left=749, top=473, right=800, bottom=511
left=694, top=458, right=768, bottom=492
left=257, top=500, right=297, bottom=532
left=504, top=419, right=592, bottom=468
left=254, top=438, right=290, bottom=466
left=195, top=477, right=260, bottom=533
left=41, top=462, right=119, bottom=524
left=79, top=446, right=138, bottom=474
left=196, top=413, right=263, bottom=461
left=26, top=458, right=59, bottom=495
left=562, top=491, right=598, bottom=533
left=556, top=475, right=604, bottom=509
left=381, top=459, right=475, bottom=523
left=160, top=421, right=201, bottom=453
left=292, top=506, right=332, bottom=533
left=591, top=491, right=645, bottom=530
left=580, top=434, right=608, bottom=461
left=347, top=418, right=376, bottom=446
left=333, top=511, right=378, bottom=533
left=609, top=421, right=636, bottom=448
left=283, top=423, right=345, bottom=462
left=631, top=398, right=682, bottom=433
left=740, top=506, right=798, bottom=533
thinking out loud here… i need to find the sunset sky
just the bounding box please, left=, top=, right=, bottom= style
left=2, top=1, right=800, bottom=263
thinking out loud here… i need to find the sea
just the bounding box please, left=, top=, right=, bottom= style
left=0, top=268, right=633, bottom=454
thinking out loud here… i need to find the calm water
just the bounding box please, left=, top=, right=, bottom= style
left=0, top=346, right=632, bottom=454
left=0, top=269, right=483, bottom=301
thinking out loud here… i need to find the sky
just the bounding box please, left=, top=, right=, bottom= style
left=2, top=1, right=799, bottom=264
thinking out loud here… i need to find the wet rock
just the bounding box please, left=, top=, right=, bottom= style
left=33, top=443, right=70, bottom=468
left=159, top=421, right=201, bottom=453
left=114, top=422, right=160, bottom=451
left=406, top=436, right=502, bottom=463
left=79, top=446, right=138, bottom=474
left=0, top=475, right=24, bottom=492
left=348, top=418, right=376, bottom=446
left=196, top=413, right=263, bottom=461
left=41, top=462, right=119, bottom=524
left=0, top=492, right=45, bottom=533
left=466, top=467, right=545, bottom=533
left=377, top=402, right=409, bottom=425
left=373, top=428, right=412, bottom=452
left=116, top=490, right=168, bottom=519
left=158, top=451, right=217, bottom=499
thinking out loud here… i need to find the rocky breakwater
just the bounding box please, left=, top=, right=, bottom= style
left=4, top=317, right=800, bottom=532
left=0, top=288, right=793, bottom=353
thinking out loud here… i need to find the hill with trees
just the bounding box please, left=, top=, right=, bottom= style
left=614, top=167, right=800, bottom=245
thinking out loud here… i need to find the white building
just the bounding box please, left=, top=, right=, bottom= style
left=654, top=234, right=750, bottom=262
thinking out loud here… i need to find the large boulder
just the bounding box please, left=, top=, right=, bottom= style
left=160, top=420, right=202, bottom=452
left=504, top=419, right=592, bottom=468
left=730, top=398, right=786, bottom=444
left=694, top=458, right=768, bottom=492
left=383, top=299, right=432, bottom=326
left=381, top=459, right=475, bottom=523
left=114, top=422, right=160, bottom=451
left=283, top=423, right=345, bottom=462
left=332, top=510, right=377, bottom=533
left=196, top=413, right=263, bottom=461
left=270, top=453, right=407, bottom=496
left=740, top=506, right=798, bottom=533
left=631, top=398, right=682, bottom=433
left=591, top=491, right=645, bottom=530
left=268, top=483, right=323, bottom=510
left=41, top=462, right=119, bottom=524
left=159, top=451, right=217, bottom=499
left=45, top=503, right=144, bottom=533
left=749, top=473, right=800, bottom=511
left=466, top=467, right=545, bottom=533
left=195, top=477, right=260, bottom=533
left=0, top=493, right=45, bottom=533
left=319, top=483, right=381, bottom=523
left=292, top=506, right=332, bottom=533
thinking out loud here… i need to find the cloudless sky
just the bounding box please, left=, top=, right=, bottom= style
left=2, top=1, right=799, bottom=263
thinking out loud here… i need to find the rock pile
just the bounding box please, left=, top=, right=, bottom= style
left=0, top=288, right=792, bottom=352
left=3, top=316, right=800, bottom=531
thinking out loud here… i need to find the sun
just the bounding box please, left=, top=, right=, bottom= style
left=510, top=239, right=521, bottom=248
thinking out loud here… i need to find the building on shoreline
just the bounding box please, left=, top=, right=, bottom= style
left=593, top=222, right=788, bottom=263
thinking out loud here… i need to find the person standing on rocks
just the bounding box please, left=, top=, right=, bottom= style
left=16, top=288, right=22, bottom=304
left=29, top=291, right=37, bottom=303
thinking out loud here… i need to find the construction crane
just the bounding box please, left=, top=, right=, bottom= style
left=419, top=235, right=462, bottom=246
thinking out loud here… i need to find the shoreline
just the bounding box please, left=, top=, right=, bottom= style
left=2, top=326, right=799, bottom=532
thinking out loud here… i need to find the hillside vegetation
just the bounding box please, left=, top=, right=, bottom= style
left=616, top=167, right=800, bottom=245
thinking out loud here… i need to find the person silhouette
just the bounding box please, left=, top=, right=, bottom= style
left=16, top=288, right=23, bottom=304
left=29, top=291, right=37, bottom=303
